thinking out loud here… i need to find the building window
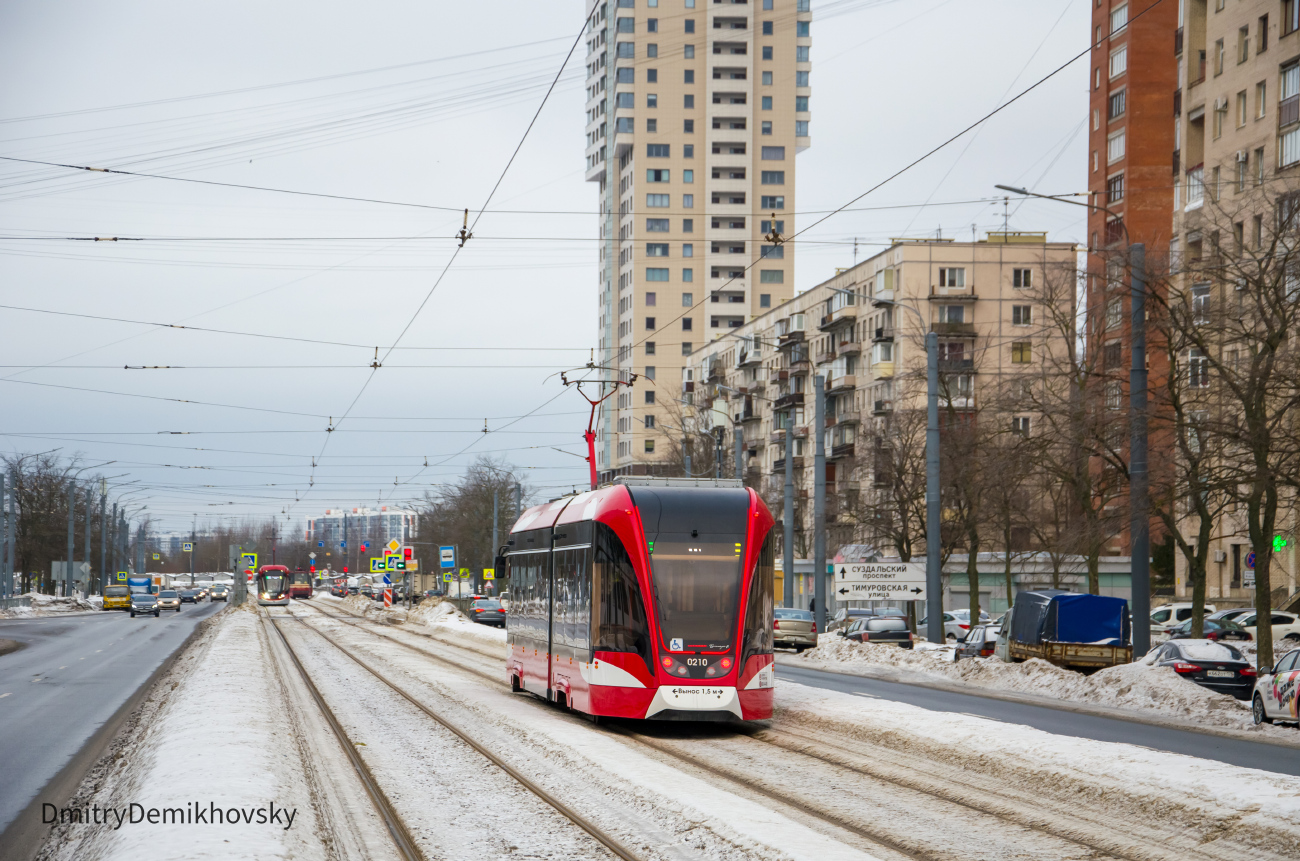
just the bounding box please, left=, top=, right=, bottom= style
left=647, top=43, right=658, bottom=58
left=683, top=93, right=694, bottom=109
left=760, top=294, right=771, bottom=307
left=1106, top=381, right=1122, bottom=410
left=1011, top=342, right=1032, bottom=363
left=761, top=146, right=785, bottom=160
left=761, top=121, right=772, bottom=135
left=760, top=270, right=785, bottom=283
left=762, top=71, right=773, bottom=85
left=1189, top=348, right=1210, bottom=388
left=1106, top=297, right=1122, bottom=330
left=1012, top=305, right=1032, bottom=325
left=1109, top=89, right=1126, bottom=119
left=646, top=118, right=657, bottom=132
left=1214, top=38, right=1224, bottom=76
left=762, top=96, right=773, bottom=110
left=646, top=268, right=669, bottom=281
left=760, top=219, right=784, bottom=234
left=938, top=267, right=965, bottom=288
left=795, top=120, right=809, bottom=136
left=682, top=318, right=693, bottom=331
left=1257, top=81, right=1267, bottom=118
left=646, top=342, right=656, bottom=355
left=682, top=243, right=693, bottom=257
left=646, top=244, right=669, bottom=257
left=1107, top=129, right=1125, bottom=163
left=1284, top=129, right=1300, bottom=168
left=647, top=144, right=669, bottom=157
left=684, top=18, right=694, bottom=33
left=1288, top=0, right=1299, bottom=36
left=795, top=95, right=809, bottom=112
left=646, top=169, right=669, bottom=182
left=760, top=245, right=784, bottom=259
left=797, top=20, right=810, bottom=37
left=683, top=218, right=693, bottom=232
left=646, top=317, right=656, bottom=330
left=796, top=45, right=809, bottom=62
left=644, top=440, right=655, bottom=453
left=616, top=18, right=634, bottom=33
left=682, top=293, right=693, bottom=306
left=645, top=291, right=657, bottom=305
left=684, top=119, right=694, bottom=133
left=683, top=144, right=694, bottom=159
left=796, top=70, right=809, bottom=86
left=617, top=68, right=634, bottom=84
left=761, top=195, right=785, bottom=209
left=1103, top=341, right=1122, bottom=369
left=1012, top=416, right=1031, bottom=436
left=682, top=268, right=693, bottom=281
left=1239, top=26, right=1250, bottom=64
left=762, top=20, right=773, bottom=35
left=645, top=367, right=655, bottom=382
left=761, top=170, right=785, bottom=184
left=647, top=69, right=658, bottom=83
left=1110, top=3, right=1127, bottom=34
left=762, top=46, right=773, bottom=60
left=646, top=93, right=657, bottom=108
left=1192, top=283, right=1211, bottom=324
left=617, top=42, right=634, bottom=58
left=1107, top=172, right=1124, bottom=203
left=645, top=391, right=656, bottom=404
left=683, top=194, right=694, bottom=208
left=682, top=343, right=693, bottom=356
left=1109, top=45, right=1127, bottom=78
left=615, top=92, right=634, bottom=109
left=684, top=44, right=694, bottom=59
left=684, top=69, right=695, bottom=84
left=646, top=194, right=669, bottom=207
left=1013, top=268, right=1032, bottom=288
left=646, top=218, right=670, bottom=232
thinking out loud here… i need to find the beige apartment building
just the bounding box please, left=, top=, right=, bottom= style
left=584, top=0, right=812, bottom=479
left=1169, top=0, right=1299, bottom=603
left=676, top=233, right=1077, bottom=547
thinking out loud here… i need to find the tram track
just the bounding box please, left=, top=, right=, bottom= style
left=276, top=604, right=647, bottom=861
left=298, top=599, right=1290, bottom=861
left=259, top=612, right=424, bottom=861
left=298, top=601, right=1197, bottom=861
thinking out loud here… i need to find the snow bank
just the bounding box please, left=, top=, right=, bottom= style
left=0, top=592, right=99, bottom=618
left=405, top=599, right=507, bottom=651
left=781, top=635, right=1281, bottom=733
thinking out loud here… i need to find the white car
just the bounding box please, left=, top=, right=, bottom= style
left=1253, top=647, right=1300, bottom=725
left=920, top=609, right=990, bottom=641
left=1238, top=611, right=1300, bottom=645
left=1150, top=603, right=1217, bottom=636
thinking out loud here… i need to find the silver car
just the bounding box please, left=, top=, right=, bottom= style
left=775, top=608, right=818, bottom=652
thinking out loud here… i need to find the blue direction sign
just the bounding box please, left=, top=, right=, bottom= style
left=439, top=546, right=456, bottom=569
left=340, top=540, right=347, bottom=548
left=318, top=542, right=324, bottom=548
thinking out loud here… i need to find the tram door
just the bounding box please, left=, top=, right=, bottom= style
left=509, top=527, right=552, bottom=697
left=549, top=522, right=592, bottom=704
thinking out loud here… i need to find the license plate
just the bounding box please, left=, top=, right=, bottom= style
left=1206, top=670, right=1234, bottom=678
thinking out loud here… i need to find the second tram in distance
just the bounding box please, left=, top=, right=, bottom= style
left=503, top=477, right=775, bottom=721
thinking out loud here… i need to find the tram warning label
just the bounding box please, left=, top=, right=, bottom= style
left=834, top=563, right=928, bottom=601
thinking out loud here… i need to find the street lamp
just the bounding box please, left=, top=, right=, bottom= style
left=827, top=285, right=944, bottom=644
left=995, top=184, right=1150, bottom=658
left=63, top=461, right=114, bottom=596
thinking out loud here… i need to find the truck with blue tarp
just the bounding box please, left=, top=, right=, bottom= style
left=996, top=590, right=1132, bottom=670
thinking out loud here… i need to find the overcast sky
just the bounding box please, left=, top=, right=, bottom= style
left=0, top=0, right=1091, bottom=536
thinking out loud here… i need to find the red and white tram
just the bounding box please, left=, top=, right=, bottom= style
left=503, top=477, right=775, bottom=721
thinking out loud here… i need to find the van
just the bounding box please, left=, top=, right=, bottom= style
left=102, top=585, right=131, bottom=611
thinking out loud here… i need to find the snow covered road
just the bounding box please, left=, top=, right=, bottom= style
left=36, top=599, right=1300, bottom=861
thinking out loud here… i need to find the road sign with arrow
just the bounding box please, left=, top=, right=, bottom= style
left=834, top=562, right=928, bottom=602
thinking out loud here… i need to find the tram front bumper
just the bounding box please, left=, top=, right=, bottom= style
left=645, top=685, right=742, bottom=720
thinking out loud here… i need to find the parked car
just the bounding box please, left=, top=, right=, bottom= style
left=956, top=624, right=1001, bottom=660
left=840, top=615, right=913, bottom=648
left=1168, top=617, right=1252, bottom=642
left=156, top=590, right=181, bottom=612
left=829, top=608, right=878, bottom=633
left=209, top=585, right=229, bottom=602
left=919, top=609, right=990, bottom=641
left=1238, top=611, right=1300, bottom=645
left=1253, top=647, right=1300, bottom=725
left=1150, top=603, right=1217, bottom=636
left=129, top=593, right=160, bottom=618
left=774, top=608, right=818, bottom=652
left=1206, top=608, right=1254, bottom=624
left=468, top=599, right=505, bottom=627
left=423, top=588, right=444, bottom=600
left=1148, top=639, right=1257, bottom=700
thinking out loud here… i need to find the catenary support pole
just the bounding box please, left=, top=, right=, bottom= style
left=715, top=429, right=722, bottom=479
left=66, top=482, right=75, bottom=597
left=9, top=470, right=17, bottom=594
left=926, top=331, right=944, bottom=645
left=813, top=374, right=826, bottom=632
left=1130, top=243, right=1150, bottom=658
left=0, top=472, right=6, bottom=599
left=109, top=503, right=118, bottom=583
left=783, top=420, right=794, bottom=609
left=515, top=482, right=522, bottom=523
left=190, top=517, right=196, bottom=586
left=734, top=426, right=744, bottom=483
left=83, top=487, right=91, bottom=595
left=491, top=487, right=499, bottom=569
left=99, top=491, right=107, bottom=591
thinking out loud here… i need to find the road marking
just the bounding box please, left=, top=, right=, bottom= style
left=954, top=711, right=1005, bottom=723
left=0, top=693, right=11, bottom=698
left=852, top=691, right=879, bottom=699
left=58, top=666, right=66, bottom=670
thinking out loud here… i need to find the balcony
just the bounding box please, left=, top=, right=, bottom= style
left=938, top=358, right=975, bottom=373
left=772, top=457, right=806, bottom=473
left=837, top=340, right=861, bottom=356
left=815, top=349, right=836, bottom=365
left=930, top=322, right=976, bottom=336
left=873, top=326, right=894, bottom=342
left=737, top=349, right=762, bottom=368
left=778, top=330, right=806, bottom=347
left=777, top=369, right=790, bottom=381
left=817, top=306, right=857, bottom=332
left=831, top=443, right=856, bottom=460
left=775, top=392, right=805, bottom=410
left=827, top=374, right=856, bottom=394
left=872, top=399, right=893, bottom=415
left=873, top=361, right=895, bottom=378
left=872, top=289, right=895, bottom=307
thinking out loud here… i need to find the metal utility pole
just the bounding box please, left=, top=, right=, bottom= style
left=734, top=426, right=744, bottom=483
left=813, top=374, right=826, bottom=631
left=1130, top=243, right=1151, bottom=658
left=271, top=521, right=277, bottom=565
left=515, top=482, right=522, bottom=523
left=190, top=516, right=196, bottom=586
left=109, top=503, right=118, bottom=582
left=0, top=472, right=6, bottom=600
left=66, top=482, right=75, bottom=597
left=714, top=429, right=723, bottom=479
left=83, top=487, right=91, bottom=595
left=783, top=420, right=794, bottom=609
left=683, top=432, right=691, bottom=478
left=8, top=472, right=16, bottom=595
left=491, top=488, right=499, bottom=561
left=925, top=330, right=943, bottom=645
left=99, top=490, right=107, bottom=591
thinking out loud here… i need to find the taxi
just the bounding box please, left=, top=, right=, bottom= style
left=102, top=585, right=131, bottom=611
left=1253, top=647, right=1300, bottom=726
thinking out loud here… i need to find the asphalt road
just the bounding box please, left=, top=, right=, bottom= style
left=776, top=663, right=1300, bottom=777
left=0, top=602, right=223, bottom=835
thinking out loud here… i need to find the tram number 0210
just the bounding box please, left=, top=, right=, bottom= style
left=686, top=658, right=708, bottom=667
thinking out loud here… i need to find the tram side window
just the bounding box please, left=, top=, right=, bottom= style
left=741, top=531, right=776, bottom=666
left=552, top=546, right=592, bottom=654
left=592, top=523, right=653, bottom=672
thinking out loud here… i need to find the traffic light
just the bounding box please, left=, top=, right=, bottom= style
left=403, top=546, right=413, bottom=561
left=343, top=565, right=349, bottom=573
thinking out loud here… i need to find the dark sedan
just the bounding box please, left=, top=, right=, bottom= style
left=468, top=599, right=505, bottom=627
left=1168, top=617, right=1252, bottom=642
left=179, top=589, right=202, bottom=604
left=129, top=593, right=160, bottom=618
left=839, top=615, right=913, bottom=648
left=1148, top=640, right=1257, bottom=700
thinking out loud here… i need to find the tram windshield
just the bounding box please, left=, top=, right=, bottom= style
left=260, top=574, right=287, bottom=594
left=633, top=486, right=751, bottom=651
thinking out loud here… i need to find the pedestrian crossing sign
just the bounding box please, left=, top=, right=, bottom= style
left=183, top=542, right=193, bottom=553
left=370, top=557, right=384, bottom=573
